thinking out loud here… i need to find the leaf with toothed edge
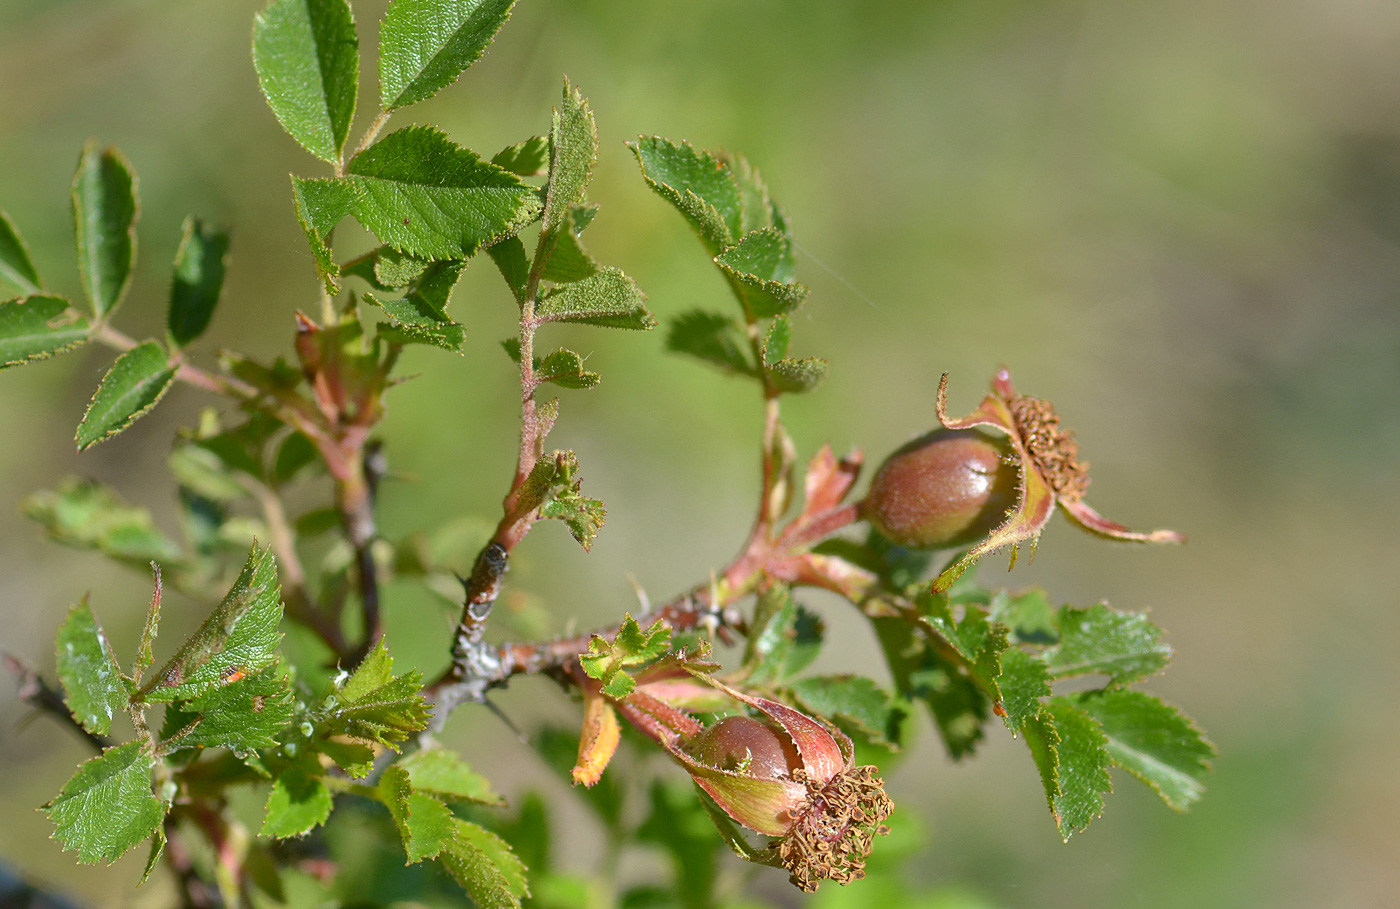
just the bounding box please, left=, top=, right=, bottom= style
left=75, top=342, right=177, bottom=451
left=1072, top=689, right=1214, bottom=811
left=252, top=0, right=359, bottom=164
left=44, top=742, right=166, bottom=864
left=0, top=296, right=89, bottom=370
left=55, top=599, right=129, bottom=736
left=379, top=0, right=518, bottom=110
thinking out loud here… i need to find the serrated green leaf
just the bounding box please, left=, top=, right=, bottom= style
left=540, top=488, right=605, bottom=550
left=162, top=666, right=296, bottom=757
left=923, top=602, right=1009, bottom=704
left=0, top=208, right=42, bottom=293
left=1073, top=689, right=1214, bottom=811
left=1021, top=709, right=1060, bottom=817
left=341, top=638, right=394, bottom=701
left=579, top=615, right=670, bottom=698
left=24, top=477, right=183, bottom=565
left=319, top=740, right=375, bottom=777
left=291, top=176, right=360, bottom=293
left=765, top=356, right=827, bottom=394
left=763, top=314, right=790, bottom=365
left=379, top=766, right=456, bottom=863
left=741, top=585, right=822, bottom=685
left=167, top=217, right=229, bottom=348
left=716, top=227, right=795, bottom=285
left=666, top=310, right=753, bottom=377
left=1045, top=604, right=1171, bottom=685
left=1043, top=698, right=1112, bottom=839
left=143, top=545, right=283, bottom=702
left=324, top=640, right=432, bottom=747
left=71, top=143, right=137, bottom=319
left=536, top=267, right=655, bottom=330
left=399, top=748, right=504, bottom=806
left=488, top=235, right=529, bottom=303
left=542, top=79, right=596, bottom=238
left=997, top=648, right=1051, bottom=735
left=75, top=341, right=176, bottom=451
left=367, top=290, right=465, bottom=351
left=347, top=126, right=540, bottom=260
left=536, top=348, right=599, bottom=389
left=44, top=742, right=166, bottom=864
left=139, top=826, right=166, bottom=887
left=539, top=211, right=600, bottom=283
left=0, top=295, right=90, bottom=369
left=378, top=0, right=517, bottom=109
left=724, top=151, right=782, bottom=237
left=440, top=819, right=529, bottom=909
left=55, top=599, right=128, bottom=736
left=628, top=136, right=740, bottom=255
left=717, top=250, right=808, bottom=319
left=788, top=675, right=907, bottom=749
left=492, top=136, right=548, bottom=177
left=260, top=764, right=332, bottom=838
left=253, top=0, right=359, bottom=164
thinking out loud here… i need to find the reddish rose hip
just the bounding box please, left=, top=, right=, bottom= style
left=690, top=715, right=804, bottom=780
left=862, top=428, right=1018, bottom=549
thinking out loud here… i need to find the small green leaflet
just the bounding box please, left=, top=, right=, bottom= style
left=440, top=818, right=530, bottom=909
left=788, top=675, right=907, bottom=750
left=366, top=258, right=466, bottom=351
left=629, top=136, right=741, bottom=255
left=23, top=476, right=183, bottom=565
left=252, top=0, right=359, bottom=164
left=996, top=647, right=1051, bottom=735
left=513, top=451, right=606, bottom=549
left=371, top=247, right=430, bottom=288
left=0, top=208, right=43, bottom=293
left=323, top=639, right=432, bottom=747
left=1041, top=698, right=1112, bottom=840
left=140, top=826, right=166, bottom=887
left=726, top=151, right=784, bottom=236
left=399, top=748, right=504, bottom=806
left=535, top=348, right=600, bottom=390
left=291, top=176, right=361, bottom=293
left=765, top=356, right=828, bottom=395
left=715, top=228, right=807, bottom=320
left=0, top=295, right=90, bottom=369
left=44, top=742, right=166, bottom=864
left=1072, top=689, right=1214, bottom=811
left=260, top=763, right=333, bottom=838
left=539, top=214, right=600, bottom=284
left=379, top=766, right=456, bottom=863
left=161, top=666, right=296, bottom=757
left=347, top=126, right=541, bottom=260
left=540, top=487, right=606, bottom=550
left=55, top=599, right=129, bottom=736
left=535, top=267, right=656, bottom=330
left=75, top=341, right=177, bottom=451
left=71, top=143, right=138, bottom=319
left=580, top=614, right=671, bottom=699
left=763, top=315, right=791, bottom=365
left=922, top=604, right=1009, bottom=705
left=487, top=235, right=529, bottom=304
left=542, top=79, right=596, bottom=239
left=666, top=310, right=753, bottom=377
left=142, top=545, right=283, bottom=703
left=167, top=217, right=230, bottom=348
left=492, top=136, right=548, bottom=177
left=378, top=0, right=517, bottom=110
left=1044, top=603, right=1172, bottom=685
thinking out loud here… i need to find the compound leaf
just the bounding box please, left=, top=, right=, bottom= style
left=55, top=599, right=128, bottom=736
left=580, top=615, right=670, bottom=699
left=71, top=143, right=138, bottom=319
left=162, top=666, right=296, bottom=757
left=44, top=742, right=166, bottom=864
left=379, top=0, right=517, bottom=110
left=0, top=295, right=89, bottom=369
left=323, top=639, right=431, bottom=747
left=167, top=217, right=230, bottom=348
left=252, top=0, right=359, bottom=164
left=347, top=126, right=540, bottom=260
left=75, top=341, right=177, bottom=451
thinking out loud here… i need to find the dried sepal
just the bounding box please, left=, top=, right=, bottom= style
left=932, top=368, right=1184, bottom=591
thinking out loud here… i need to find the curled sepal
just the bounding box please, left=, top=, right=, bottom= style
left=932, top=369, right=1184, bottom=591
left=571, top=681, right=620, bottom=787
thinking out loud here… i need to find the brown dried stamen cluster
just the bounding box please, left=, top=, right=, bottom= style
left=1008, top=394, right=1089, bottom=500
left=778, top=765, right=894, bottom=892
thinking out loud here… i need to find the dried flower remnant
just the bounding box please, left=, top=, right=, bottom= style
left=607, top=668, right=893, bottom=892
left=932, top=368, right=1185, bottom=591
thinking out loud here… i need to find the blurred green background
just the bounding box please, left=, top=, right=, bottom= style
left=3, top=0, right=1399, bottom=905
